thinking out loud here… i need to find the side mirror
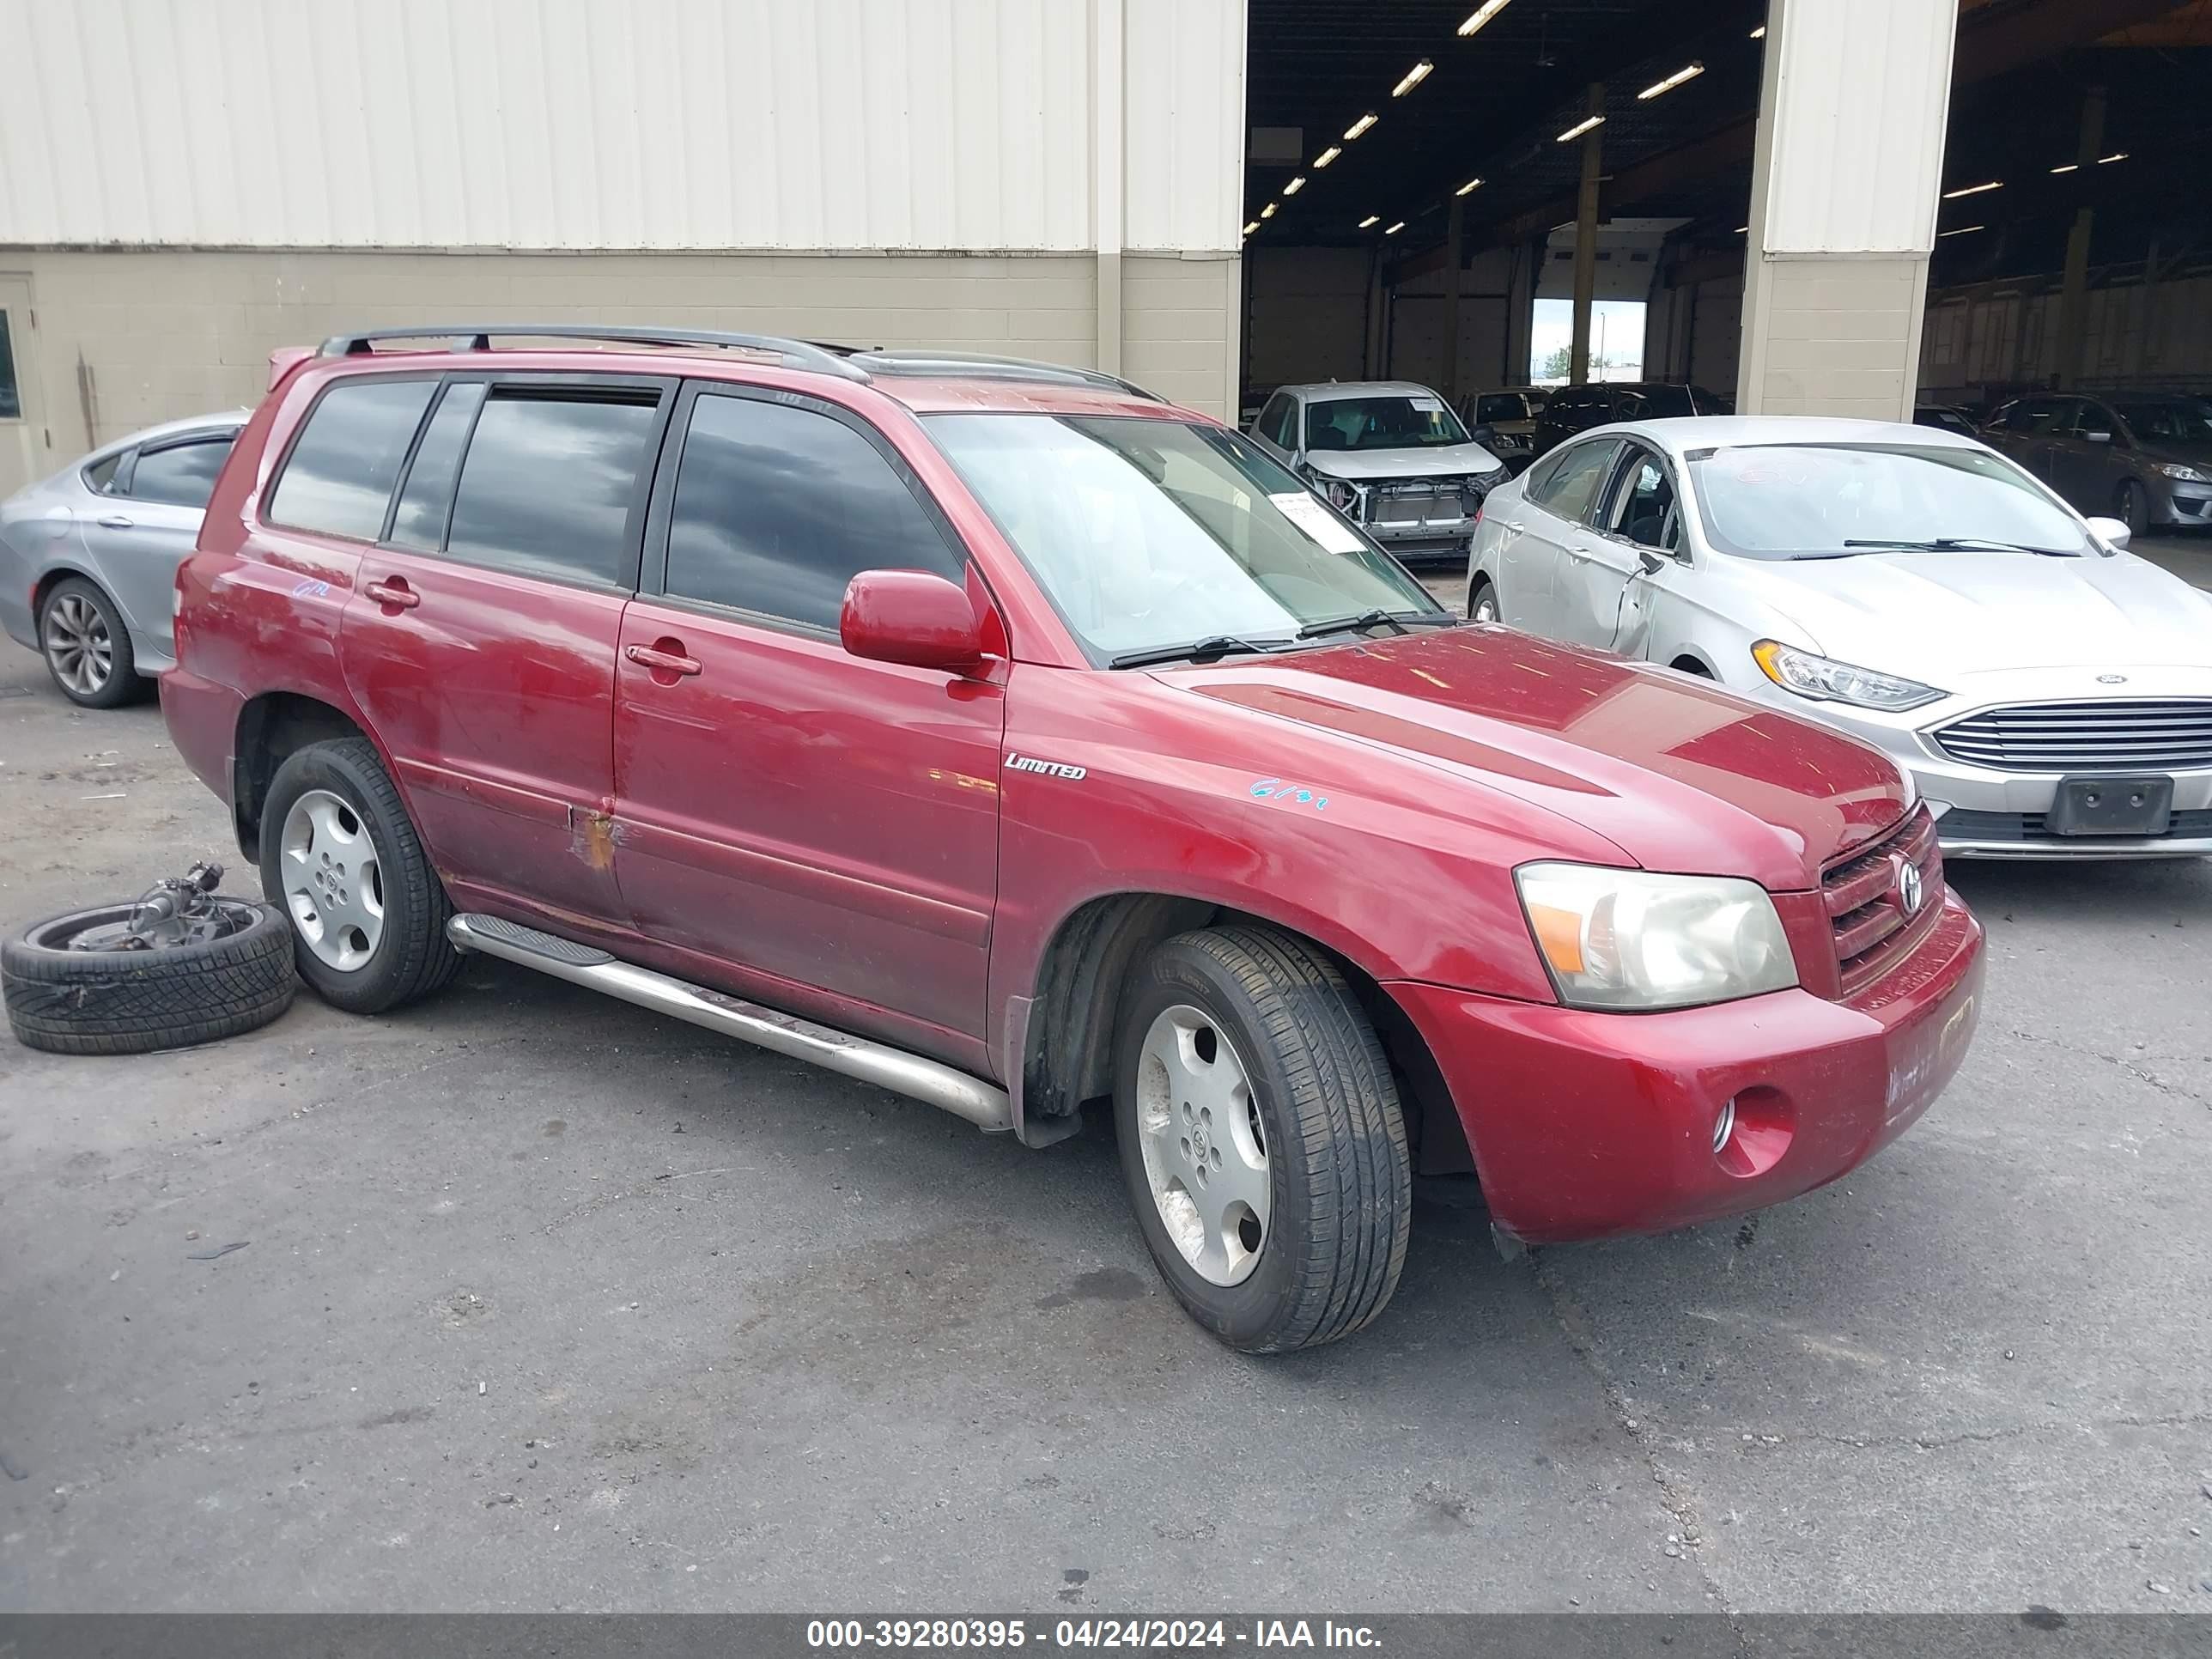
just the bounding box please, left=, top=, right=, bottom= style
left=1637, top=547, right=1668, bottom=574
left=2082, top=514, right=2131, bottom=551
left=1470, top=423, right=1497, bottom=445
left=840, top=569, right=988, bottom=675
left=2082, top=429, right=2113, bottom=445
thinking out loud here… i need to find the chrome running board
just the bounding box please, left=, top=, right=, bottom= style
left=447, top=914, right=1012, bottom=1133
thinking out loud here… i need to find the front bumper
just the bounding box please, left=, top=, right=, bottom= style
left=1389, top=892, right=1984, bottom=1243
left=2154, top=479, right=2212, bottom=526
left=1728, top=670, right=2212, bottom=859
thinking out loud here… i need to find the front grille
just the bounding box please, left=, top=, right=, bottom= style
left=1821, top=806, right=1945, bottom=998
left=1933, top=699, right=2212, bottom=772
left=1366, top=477, right=1480, bottom=526
left=1936, top=807, right=2212, bottom=843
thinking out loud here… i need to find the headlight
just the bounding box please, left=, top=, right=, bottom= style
left=2156, top=463, right=2209, bottom=483
left=1316, top=476, right=1362, bottom=514
left=1516, top=864, right=1798, bottom=1012
left=1751, top=640, right=1946, bottom=712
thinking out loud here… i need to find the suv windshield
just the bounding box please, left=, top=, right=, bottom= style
left=925, top=414, right=1441, bottom=659
left=1620, top=386, right=1729, bottom=419
left=1474, top=392, right=1538, bottom=424
left=2113, top=400, right=2212, bottom=445
left=1305, top=395, right=1470, bottom=452
left=1687, top=442, right=2094, bottom=560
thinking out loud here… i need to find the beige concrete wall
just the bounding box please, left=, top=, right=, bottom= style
left=2, top=246, right=1240, bottom=474
left=1120, top=253, right=1237, bottom=417
left=1736, top=255, right=1928, bottom=420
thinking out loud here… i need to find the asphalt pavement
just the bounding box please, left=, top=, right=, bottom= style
left=2, top=576, right=2209, bottom=1613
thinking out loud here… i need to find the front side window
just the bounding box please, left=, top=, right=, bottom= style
left=1611, top=452, right=1680, bottom=551
left=126, top=436, right=235, bottom=509
left=663, top=392, right=963, bottom=630
left=1255, top=393, right=1292, bottom=448
left=1528, top=439, right=1621, bottom=523
left=926, top=413, right=1439, bottom=659
left=269, top=379, right=438, bottom=541
left=1305, top=393, right=1469, bottom=453
left=1687, top=443, right=2094, bottom=561
left=445, top=390, right=659, bottom=586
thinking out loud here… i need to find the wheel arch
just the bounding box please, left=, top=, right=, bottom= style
left=30, top=562, right=113, bottom=621
left=1013, top=890, right=1474, bottom=1176
left=230, top=690, right=380, bottom=861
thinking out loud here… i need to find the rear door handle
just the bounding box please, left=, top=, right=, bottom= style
left=625, top=641, right=702, bottom=678
left=97, top=514, right=135, bottom=529
left=363, top=578, right=421, bottom=610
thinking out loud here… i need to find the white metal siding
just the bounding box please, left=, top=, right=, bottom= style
left=1759, top=0, right=1957, bottom=255
left=0, top=0, right=1239, bottom=252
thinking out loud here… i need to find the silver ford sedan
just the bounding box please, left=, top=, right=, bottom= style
left=0, top=411, right=246, bottom=706
left=1468, top=414, right=2212, bottom=859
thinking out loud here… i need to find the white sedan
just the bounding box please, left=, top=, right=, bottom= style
left=1466, top=415, right=2212, bottom=858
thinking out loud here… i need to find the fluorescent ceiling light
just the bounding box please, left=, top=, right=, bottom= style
left=1735, top=224, right=1749, bottom=234
left=1283, top=175, right=1306, bottom=196
left=1556, top=113, right=1606, bottom=143
left=1637, top=63, right=1704, bottom=100
left=1242, top=221, right=1260, bottom=236
left=1260, top=202, right=1278, bottom=219
left=1384, top=222, right=1406, bottom=235
left=1392, top=60, right=1433, bottom=98
left=2050, top=161, right=2079, bottom=174
left=1458, top=0, right=1510, bottom=37
left=1344, top=112, right=1378, bottom=141
left=1749, top=25, right=1765, bottom=38
left=1455, top=176, right=1484, bottom=196
left=1358, top=215, right=1380, bottom=228
left=2099, top=151, right=2128, bottom=164
left=1314, top=145, right=1341, bottom=168
left=1942, top=180, right=2002, bottom=198
left=1938, top=224, right=1984, bottom=238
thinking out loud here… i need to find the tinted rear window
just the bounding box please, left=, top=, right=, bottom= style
left=444, top=390, right=659, bottom=586
left=388, top=382, right=488, bottom=551
left=128, top=436, right=234, bottom=509
left=269, top=379, right=439, bottom=540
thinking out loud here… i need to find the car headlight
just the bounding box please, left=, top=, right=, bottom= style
left=1516, top=864, right=1798, bottom=1012
left=2156, top=463, right=2209, bottom=483
left=1751, top=640, right=1946, bottom=712
left=1316, top=476, right=1362, bottom=514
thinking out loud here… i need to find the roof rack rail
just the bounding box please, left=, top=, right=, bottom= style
left=314, top=325, right=872, bottom=383
left=834, top=347, right=1164, bottom=403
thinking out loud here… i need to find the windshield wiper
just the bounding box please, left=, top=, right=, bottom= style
left=1108, top=635, right=1292, bottom=670
left=1838, top=537, right=2081, bottom=557
left=1296, top=609, right=1458, bottom=641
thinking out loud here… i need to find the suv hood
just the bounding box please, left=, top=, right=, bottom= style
left=1304, top=443, right=1504, bottom=482
left=1170, top=629, right=1907, bottom=891
left=1737, top=549, right=2212, bottom=676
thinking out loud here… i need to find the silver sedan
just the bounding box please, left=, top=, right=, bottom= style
left=1468, top=414, right=2212, bottom=859
left=0, top=411, right=246, bottom=707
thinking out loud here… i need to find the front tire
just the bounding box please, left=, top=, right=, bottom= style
left=40, top=577, right=141, bottom=709
left=258, top=737, right=461, bottom=1014
left=1468, top=577, right=1499, bottom=624
left=2117, top=479, right=2151, bottom=538
left=1114, top=926, right=1411, bottom=1353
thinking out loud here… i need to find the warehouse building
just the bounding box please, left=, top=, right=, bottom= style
left=2, top=0, right=2207, bottom=499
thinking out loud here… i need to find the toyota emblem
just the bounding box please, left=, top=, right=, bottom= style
left=1897, top=859, right=1924, bottom=916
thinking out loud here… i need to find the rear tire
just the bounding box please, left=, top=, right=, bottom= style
left=1114, top=925, right=1411, bottom=1353
left=39, top=577, right=141, bottom=709
left=258, top=737, right=462, bottom=1014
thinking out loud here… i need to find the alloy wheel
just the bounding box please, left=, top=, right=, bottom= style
left=42, top=593, right=112, bottom=698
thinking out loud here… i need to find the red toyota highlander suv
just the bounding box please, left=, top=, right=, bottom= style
left=163, top=326, right=1984, bottom=1352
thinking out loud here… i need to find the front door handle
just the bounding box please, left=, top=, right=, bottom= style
left=363, top=578, right=421, bottom=611
left=97, top=514, right=135, bottom=530
left=625, top=641, right=702, bottom=678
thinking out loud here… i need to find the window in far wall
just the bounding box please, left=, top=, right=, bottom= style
left=1529, top=298, right=1646, bottom=386
left=0, top=310, right=21, bottom=419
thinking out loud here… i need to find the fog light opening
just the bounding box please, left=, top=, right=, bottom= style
left=1712, top=1095, right=1738, bottom=1157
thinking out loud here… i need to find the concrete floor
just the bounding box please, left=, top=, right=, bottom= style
left=2, top=587, right=2209, bottom=1614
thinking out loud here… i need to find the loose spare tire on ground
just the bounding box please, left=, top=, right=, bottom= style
left=2, top=864, right=295, bottom=1055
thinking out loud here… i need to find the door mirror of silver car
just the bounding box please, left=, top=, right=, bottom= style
left=2082, top=429, right=2113, bottom=444
left=2083, top=514, right=2131, bottom=551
